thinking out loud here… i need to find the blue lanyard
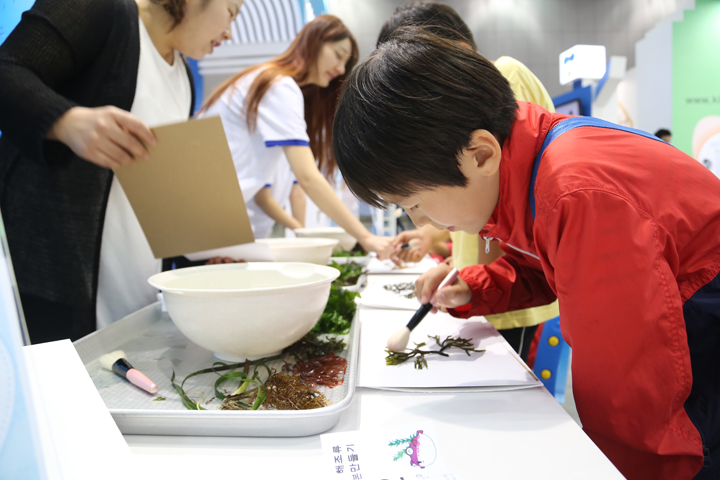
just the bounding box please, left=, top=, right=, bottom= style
left=529, top=116, right=664, bottom=220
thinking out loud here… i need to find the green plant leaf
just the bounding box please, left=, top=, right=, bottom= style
left=310, top=284, right=359, bottom=335
left=328, top=261, right=365, bottom=286
left=171, top=371, right=206, bottom=410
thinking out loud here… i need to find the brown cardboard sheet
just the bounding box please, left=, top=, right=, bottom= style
left=113, top=117, right=254, bottom=259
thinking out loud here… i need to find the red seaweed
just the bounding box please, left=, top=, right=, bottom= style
left=292, top=353, right=348, bottom=388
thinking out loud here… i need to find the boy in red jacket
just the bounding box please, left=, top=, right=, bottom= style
left=332, top=27, right=720, bottom=480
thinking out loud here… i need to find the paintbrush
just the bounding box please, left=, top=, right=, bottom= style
left=386, top=268, right=460, bottom=352
left=99, top=350, right=158, bottom=394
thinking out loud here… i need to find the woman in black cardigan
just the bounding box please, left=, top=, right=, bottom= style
left=0, top=0, right=241, bottom=343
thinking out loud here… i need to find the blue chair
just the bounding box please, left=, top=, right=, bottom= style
left=532, top=316, right=571, bottom=403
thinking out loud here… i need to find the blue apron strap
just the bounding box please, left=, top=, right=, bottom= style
left=529, top=117, right=665, bottom=221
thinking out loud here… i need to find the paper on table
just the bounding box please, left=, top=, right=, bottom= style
left=23, top=340, right=134, bottom=480
left=113, top=117, right=255, bottom=259
left=356, top=274, right=421, bottom=310
left=357, top=309, right=541, bottom=389
left=365, top=255, right=439, bottom=275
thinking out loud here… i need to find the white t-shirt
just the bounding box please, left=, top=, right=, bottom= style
left=198, top=69, right=310, bottom=235
left=245, top=161, right=297, bottom=238
left=96, top=17, right=191, bottom=329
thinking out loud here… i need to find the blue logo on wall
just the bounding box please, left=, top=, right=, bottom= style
left=564, top=54, right=575, bottom=64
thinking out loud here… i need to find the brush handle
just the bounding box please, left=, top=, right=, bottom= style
left=126, top=369, right=158, bottom=394
left=112, top=358, right=158, bottom=394
left=406, top=303, right=433, bottom=332
left=434, top=268, right=460, bottom=298
left=406, top=268, right=461, bottom=332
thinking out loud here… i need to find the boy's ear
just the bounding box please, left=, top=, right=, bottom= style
left=461, top=129, right=502, bottom=177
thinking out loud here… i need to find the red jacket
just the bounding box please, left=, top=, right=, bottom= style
left=451, top=102, right=720, bottom=479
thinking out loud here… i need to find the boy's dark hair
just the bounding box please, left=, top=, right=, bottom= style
left=333, top=26, right=517, bottom=208
left=377, top=1, right=477, bottom=50
left=654, top=128, right=671, bottom=138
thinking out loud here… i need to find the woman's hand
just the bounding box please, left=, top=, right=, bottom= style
left=205, top=257, right=245, bottom=264
left=392, top=229, right=432, bottom=264
left=48, top=106, right=156, bottom=169
left=359, top=234, right=395, bottom=260
left=415, top=263, right=471, bottom=311
left=254, top=187, right=304, bottom=230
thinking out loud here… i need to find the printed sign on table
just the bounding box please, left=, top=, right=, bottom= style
left=320, top=422, right=457, bottom=480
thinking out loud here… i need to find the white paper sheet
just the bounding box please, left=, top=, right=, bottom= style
left=356, top=275, right=421, bottom=310
left=23, top=340, right=134, bottom=480
left=357, top=309, right=541, bottom=389
left=365, top=255, right=439, bottom=275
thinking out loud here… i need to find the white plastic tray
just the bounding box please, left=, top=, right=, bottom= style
left=73, top=302, right=359, bottom=437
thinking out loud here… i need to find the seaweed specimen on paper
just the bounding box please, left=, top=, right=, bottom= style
left=383, top=282, right=416, bottom=299
left=385, top=335, right=486, bottom=370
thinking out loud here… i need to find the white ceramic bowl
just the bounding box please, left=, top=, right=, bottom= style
left=148, top=263, right=340, bottom=361
left=257, top=237, right=338, bottom=265
left=294, top=227, right=357, bottom=254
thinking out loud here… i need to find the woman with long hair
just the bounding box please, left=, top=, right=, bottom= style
left=199, top=15, right=393, bottom=257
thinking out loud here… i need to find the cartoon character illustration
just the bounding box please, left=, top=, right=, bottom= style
left=692, top=116, right=720, bottom=179
left=389, top=429, right=437, bottom=468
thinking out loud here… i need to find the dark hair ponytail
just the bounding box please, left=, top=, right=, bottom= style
left=151, top=0, right=213, bottom=29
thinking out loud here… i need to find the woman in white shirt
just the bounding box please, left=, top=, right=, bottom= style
left=199, top=15, right=394, bottom=258
left=247, top=162, right=303, bottom=238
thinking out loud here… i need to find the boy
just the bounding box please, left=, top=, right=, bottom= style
left=332, top=27, right=720, bottom=480
left=379, top=0, right=559, bottom=362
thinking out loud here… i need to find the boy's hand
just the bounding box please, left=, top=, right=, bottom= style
left=415, top=263, right=471, bottom=311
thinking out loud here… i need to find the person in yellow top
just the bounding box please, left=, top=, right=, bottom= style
left=379, top=1, right=559, bottom=361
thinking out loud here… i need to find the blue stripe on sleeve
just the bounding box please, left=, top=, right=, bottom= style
left=265, top=139, right=310, bottom=147
left=263, top=184, right=272, bottom=188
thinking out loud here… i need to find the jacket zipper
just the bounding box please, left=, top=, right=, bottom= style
left=483, top=236, right=540, bottom=261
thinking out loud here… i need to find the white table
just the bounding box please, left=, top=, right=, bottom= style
left=23, top=265, right=623, bottom=479
left=123, top=275, right=623, bottom=480
left=125, top=385, right=622, bottom=479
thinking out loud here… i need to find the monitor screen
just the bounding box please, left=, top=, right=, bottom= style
left=555, top=99, right=582, bottom=116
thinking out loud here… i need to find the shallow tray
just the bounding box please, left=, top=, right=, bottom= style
left=337, top=273, right=367, bottom=293
left=73, top=302, right=359, bottom=437
left=330, top=255, right=370, bottom=267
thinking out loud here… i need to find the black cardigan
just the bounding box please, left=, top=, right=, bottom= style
left=0, top=0, right=195, bottom=339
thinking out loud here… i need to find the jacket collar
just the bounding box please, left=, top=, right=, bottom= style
left=479, top=102, right=558, bottom=243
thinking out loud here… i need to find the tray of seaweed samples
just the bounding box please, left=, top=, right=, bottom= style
left=73, top=296, right=360, bottom=437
